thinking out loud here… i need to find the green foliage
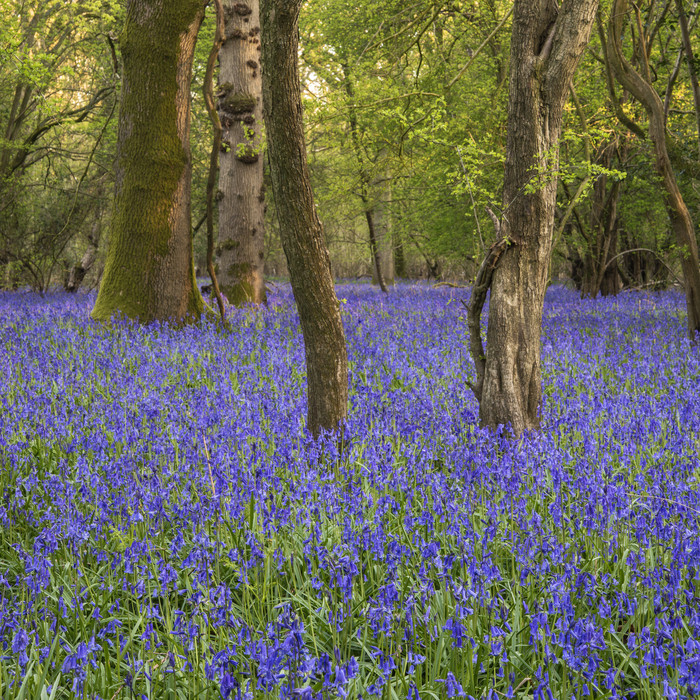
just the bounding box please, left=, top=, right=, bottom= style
left=2, top=0, right=699, bottom=290
left=0, top=0, right=122, bottom=291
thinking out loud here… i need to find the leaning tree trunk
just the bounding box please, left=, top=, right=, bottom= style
left=92, top=0, right=205, bottom=323
left=606, top=0, right=700, bottom=337
left=260, top=0, right=348, bottom=437
left=469, top=0, right=599, bottom=435
left=216, top=0, right=267, bottom=305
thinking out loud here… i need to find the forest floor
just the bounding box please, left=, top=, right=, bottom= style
left=0, top=284, right=698, bottom=699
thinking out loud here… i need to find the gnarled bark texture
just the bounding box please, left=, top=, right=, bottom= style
left=607, top=0, right=700, bottom=337
left=217, top=0, right=267, bottom=305
left=92, top=0, right=205, bottom=323
left=474, top=0, right=599, bottom=435
left=260, top=0, right=348, bottom=437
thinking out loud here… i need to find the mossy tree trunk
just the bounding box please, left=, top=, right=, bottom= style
left=260, top=0, right=348, bottom=437
left=470, top=0, right=599, bottom=435
left=216, top=0, right=266, bottom=305
left=92, top=0, right=205, bottom=323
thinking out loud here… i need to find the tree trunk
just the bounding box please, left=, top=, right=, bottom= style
left=599, top=216, right=621, bottom=297
left=260, top=0, right=348, bottom=437
left=342, top=64, right=388, bottom=294
left=607, top=0, right=700, bottom=336
left=216, top=0, right=267, bottom=305
left=372, top=172, right=395, bottom=286
left=92, top=0, right=205, bottom=323
left=363, top=206, right=388, bottom=293
left=394, top=226, right=406, bottom=278
left=580, top=145, right=623, bottom=298
left=472, top=0, right=599, bottom=435
left=65, top=217, right=101, bottom=293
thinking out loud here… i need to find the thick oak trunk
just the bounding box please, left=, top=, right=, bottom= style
left=217, top=0, right=266, bottom=305
left=93, top=0, right=205, bottom=323
left=473, top=0, right=599, bottom=434
left=260, top=0, right=348, bottom=437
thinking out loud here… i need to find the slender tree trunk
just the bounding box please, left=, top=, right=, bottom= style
left=260, top=0, right=348, bottom=437
left=217, top=0, right=267, bottom=305
left=394, top=226, right=406, bottom=278
left=471, top=0, right=599, bottom=435
left=372, top=172, right=395, bottom=286
left=363, top=205, right=388, bottom=293
left=607, top=0, right=700, bottom=336
left=342, top=63, right=388, bottom=293
left=580, top=145, right=623, bottom=298
left=600, top=216, right=621, bottom=296
left=93, top=0, right=205, bottom=323
left=65, top=216, right=101, bottom=293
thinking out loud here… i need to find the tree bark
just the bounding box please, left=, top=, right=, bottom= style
left=473, top=0, right=599, bottom=435
left=216, top=0, right=267, bottom=305
left=606, top=0, right=700, bottom=336
left=260, top=0, right=348, bottom=437
left=92, top=0, right=205, bottom=323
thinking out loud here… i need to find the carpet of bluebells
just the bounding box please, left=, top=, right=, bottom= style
left=0, top=284, right=699, bottom=700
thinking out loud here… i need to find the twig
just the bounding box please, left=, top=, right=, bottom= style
left=446, top=6, right=514, bottom=90
left=456, top=145, right=484, bottom=250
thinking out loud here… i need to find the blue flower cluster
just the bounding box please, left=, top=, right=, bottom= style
left=0, top=284, right=698, bottom=698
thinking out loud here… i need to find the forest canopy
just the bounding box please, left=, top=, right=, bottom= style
left=0, top=0, right=698, bottom=298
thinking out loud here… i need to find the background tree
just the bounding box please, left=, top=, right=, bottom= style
left=470, top=0, right=600, bottom=435
left=261, top=0, right=348, bottom=436
left=604, top=0, right=700, bottom=336
left=298, top=0, right=513, bottom=281
left=216, top=0, right=266, bottom=305
left=0, top=0, right=119, bottom=291
left=92, top=0, right=206, bottom=323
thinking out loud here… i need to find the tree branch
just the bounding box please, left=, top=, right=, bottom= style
left=7, top=85, right=115, bottom=177
left=466, top=209, right=511, bottom=402
left=203, top=0, right=227, bottom=323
